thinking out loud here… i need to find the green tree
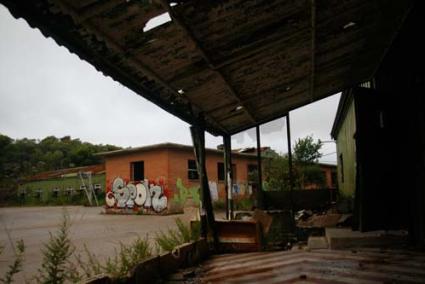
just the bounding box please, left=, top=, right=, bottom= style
left=263, top=155, right=293, bottom=191
left=263, top=135, right=326, bottom=191
left=293, top=135, right=325, bottom=188
left=293, top=135, right=322, bottom=163
left=0, top=133, right=122, bottom=203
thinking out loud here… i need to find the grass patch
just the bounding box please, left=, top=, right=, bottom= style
left=155, top=218, right=200, bottom=252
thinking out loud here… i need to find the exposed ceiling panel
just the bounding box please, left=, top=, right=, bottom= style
left=0, top=0, right=413, bottom=135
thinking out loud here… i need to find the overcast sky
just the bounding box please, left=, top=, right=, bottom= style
left=0, top=5, right=340, bottom=164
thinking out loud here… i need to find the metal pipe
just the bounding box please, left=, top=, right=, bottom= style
left=256, top=125, right=264, bottom=209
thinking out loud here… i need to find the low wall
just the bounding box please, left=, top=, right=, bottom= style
left=85, top=239, right=210, bottom=284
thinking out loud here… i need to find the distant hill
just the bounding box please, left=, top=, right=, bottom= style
left=0, top=134, right=121, bottom=199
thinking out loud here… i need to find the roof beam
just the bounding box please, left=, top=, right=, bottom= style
left=52, top=0, right=227, bottom=135
left=55, top=0, right=178, bottom=98
left=158, top=0, right=257, bottom=124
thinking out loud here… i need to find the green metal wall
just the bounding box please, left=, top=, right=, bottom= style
left=335, top=99, right=356, bottom=198
left=18, top=173, right=105, bottom=205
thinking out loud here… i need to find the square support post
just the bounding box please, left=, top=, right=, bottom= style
left=223, top=134, right=233, bottom=220
left=256, top=125, right=265, bottom=209
left=190, top=124, right=219, bottom=249
left=286, top=114, right=294, bottom=210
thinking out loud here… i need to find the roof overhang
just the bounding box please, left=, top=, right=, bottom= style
left=0, top=0, right=413, bottom=135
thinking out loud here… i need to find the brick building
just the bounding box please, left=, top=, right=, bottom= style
left=99, top=143, right=259, bottom=214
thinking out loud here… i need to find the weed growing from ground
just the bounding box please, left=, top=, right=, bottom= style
left=0, top=240, right=25, bottom=284
left=155, top=218, right=200, bottom=252
left=34, top=211, right=76, bottom=284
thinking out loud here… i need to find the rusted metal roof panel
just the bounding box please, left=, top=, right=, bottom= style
left=0, top=0, right=414, bottom=135
left=201, top=248, right=425, bottom=283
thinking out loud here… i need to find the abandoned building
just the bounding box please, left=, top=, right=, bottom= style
left=2, top=0, right=424, bottom=282
left=99, top=142, right=259, bottom=214
left=98, top=142, right=336, bottom=214
left=18, top=164, right=105, bottom=204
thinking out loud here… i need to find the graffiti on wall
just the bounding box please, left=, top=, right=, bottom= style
left=209, top=181, right=219, bottom=201
left=106, top=177, right=169, bottom=213
left=173, top=178, right=200, bottom=206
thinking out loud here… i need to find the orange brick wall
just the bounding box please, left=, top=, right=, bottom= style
left=104, top=147, right=258, bottom=199
left=105, top=148, right=169, bottom=190
left=168, top=149, right=258, bottom=199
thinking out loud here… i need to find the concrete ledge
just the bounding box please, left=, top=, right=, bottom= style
left=307, top=236, right=329, bottom=249
left=326, top=228, right=408, bottom=250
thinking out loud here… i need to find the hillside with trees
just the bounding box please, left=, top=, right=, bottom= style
left=0, top=134, right=121, bottom=200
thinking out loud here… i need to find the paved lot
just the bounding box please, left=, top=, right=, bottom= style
left=0, top=206, right=201, bottom=282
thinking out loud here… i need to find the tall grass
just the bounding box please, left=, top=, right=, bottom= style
left=155, top=218, right=200, bottom=252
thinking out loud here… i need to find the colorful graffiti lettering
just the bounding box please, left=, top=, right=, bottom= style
left=173, top=178, right=200, bottom=206
left=106, top=177, right=168, bottom=213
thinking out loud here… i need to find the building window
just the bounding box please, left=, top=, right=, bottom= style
left=247, top=164, right=258, bottom=183
left=188, top=160, right=199, bottom=180
left=34, top=189, right=42, bottom=199
left=217, top=162, right=224, bottom=181
left=94, top=184, right=102, bottom=194
left=65, top=187, right=74, bottom=196
left=52, top=188, right=60, bottom=198
left=218, top=162, right=237, bottom=181
left=131, top=161, right=144, bottom=181
left=80, top=185, right=87, bottom=191
left=339, top=154, right=344, bottom=183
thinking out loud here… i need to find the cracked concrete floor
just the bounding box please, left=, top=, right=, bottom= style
left=0, top=206, right=203, bottom=282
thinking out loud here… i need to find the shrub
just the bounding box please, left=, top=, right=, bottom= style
left=213, top=200, right=225, bottom=210
left=35, top=211, right=76, bottom=283
left=234, top=198, right=253, bottom=211
left=0, top=240, right=25, bottom=284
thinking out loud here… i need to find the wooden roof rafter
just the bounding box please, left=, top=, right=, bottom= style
left=157, top=0, right=257, bottom=124
left=0, top=0, right=414, bottom=136
left=53, top=0, right=228, bottom=134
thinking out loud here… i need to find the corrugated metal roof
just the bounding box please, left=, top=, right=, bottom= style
left=96, top=142, right=257, bottom=159
left=200, top=248, right=425, bottom=283
left=0, top=0, right=414, bottom=135
left=26, top=164, right=105, bottom=181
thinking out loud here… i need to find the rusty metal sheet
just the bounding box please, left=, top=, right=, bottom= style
left=200, top=248, right=425, bottom=283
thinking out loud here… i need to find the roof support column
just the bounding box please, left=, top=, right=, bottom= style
left=223, top=134, right=233, bottom=220
left=286, top=114, right=294, bottom=210
left=190, top=123, right=219, bottom=249
left=256, top=125, right=265, bottom=209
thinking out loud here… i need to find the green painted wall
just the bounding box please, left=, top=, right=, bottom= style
left=17, top=173, right=105, bottom=205
left=335, top=99, right=357, bottom=198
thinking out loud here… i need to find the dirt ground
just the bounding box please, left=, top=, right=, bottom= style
left=0, top=206, right=207, bottom=283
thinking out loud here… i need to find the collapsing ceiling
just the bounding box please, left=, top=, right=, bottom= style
left=0, top=0, right=413, bottom=135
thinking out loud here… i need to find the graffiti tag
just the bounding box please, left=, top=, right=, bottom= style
left=106, top=177, right=168, bottom=213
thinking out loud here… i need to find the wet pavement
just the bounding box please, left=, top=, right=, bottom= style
left=0, top=206, right=200, bottom=282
